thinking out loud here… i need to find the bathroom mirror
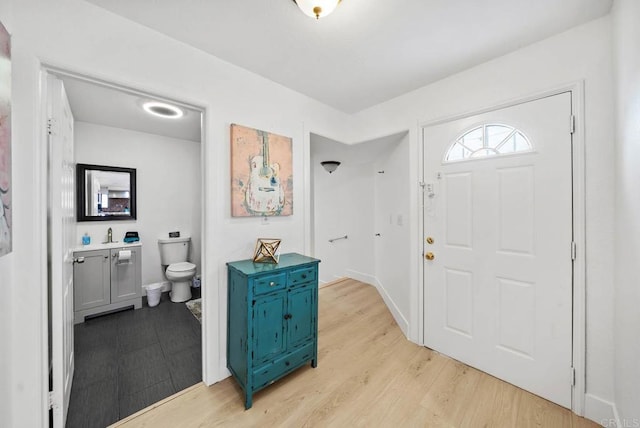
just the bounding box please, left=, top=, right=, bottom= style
left=76, top=163, right=137, bottom=222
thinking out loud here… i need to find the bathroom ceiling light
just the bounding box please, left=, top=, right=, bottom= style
left=321, top=161, right=341, bottom=173
left=142, top=101, right=184, bottom=119
left=292, top=0, right=341, bottom=19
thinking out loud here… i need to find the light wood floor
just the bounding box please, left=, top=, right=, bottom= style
left=112, top=279, right=599, bottom=428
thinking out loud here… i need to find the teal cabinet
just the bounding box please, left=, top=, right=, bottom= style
left=227, top=253, right=320, bottom=409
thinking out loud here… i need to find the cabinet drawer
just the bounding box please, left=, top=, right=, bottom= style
left=254, top=273, right=287, bottom=295
left=288, top=266, right=316, bottom=286
left=253, top=343, right=314, bottom=389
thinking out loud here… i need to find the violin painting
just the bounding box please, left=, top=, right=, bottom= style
left=231, top=124, right=293, bottom=217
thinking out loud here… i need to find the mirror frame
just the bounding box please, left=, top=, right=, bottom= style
left=76, top=163, right=137, bottom=222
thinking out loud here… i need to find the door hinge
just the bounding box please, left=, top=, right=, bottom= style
left=570, top=367, right=576, bottom=386
left=47, top=118, right=57, bottom=136
left=48, top=391, right=55, bottom=410
left=570, top=115, right=576, bottom=135
left=571, top=241, right=577, bottom=261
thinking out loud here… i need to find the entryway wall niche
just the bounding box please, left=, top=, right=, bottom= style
left=310, top=131, right=411, bottom=333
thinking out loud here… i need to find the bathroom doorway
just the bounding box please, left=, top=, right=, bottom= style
left=44, top=68, right=208, bottom=428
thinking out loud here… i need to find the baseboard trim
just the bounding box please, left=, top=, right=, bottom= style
left=319, top=277, right=350, bottom=289
left=345, top=269, right=409, bottom=336
left=584, top=393, right=620, bottom=427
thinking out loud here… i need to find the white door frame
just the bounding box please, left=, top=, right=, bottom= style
left=416, top=82, right=586, bottom=415
left=40, top=63, right=215, bottom=412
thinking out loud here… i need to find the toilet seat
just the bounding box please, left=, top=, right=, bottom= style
left=167, top=262, right=196, bottom=273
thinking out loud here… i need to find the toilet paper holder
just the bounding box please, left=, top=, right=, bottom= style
left=115, top=249, right=133, bottom=264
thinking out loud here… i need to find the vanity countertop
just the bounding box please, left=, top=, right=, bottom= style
left=74, top=241, right=142, bottom=253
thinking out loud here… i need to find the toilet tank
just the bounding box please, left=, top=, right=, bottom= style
left=158, top=236, right=191, bottom=265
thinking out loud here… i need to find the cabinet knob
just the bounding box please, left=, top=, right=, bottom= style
left=285, top=361, right=290, bottom=366
left=301, top=274, right=307, bottom=279
left=284, top=314, right=292, bottom=320
left=269, top=281, right=276, bottom=287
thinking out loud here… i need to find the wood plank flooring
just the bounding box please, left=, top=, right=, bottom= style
left=112, top=279, right=599, bottom=428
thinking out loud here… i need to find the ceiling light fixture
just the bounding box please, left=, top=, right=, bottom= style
left=292, top=0, right=341, bottom=19
left=142, top=101, right=184, bottom=119
left=321, top=161, right=341, bottom=173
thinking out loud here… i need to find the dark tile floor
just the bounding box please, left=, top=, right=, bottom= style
left=66, top=291, right=202, bottom=428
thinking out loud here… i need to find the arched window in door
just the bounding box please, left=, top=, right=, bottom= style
left=444, top=124, right=533, bottom=162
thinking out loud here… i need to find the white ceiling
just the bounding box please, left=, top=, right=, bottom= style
left=83, top=0, right=612, bottom=113
left=60, top=75, right=202, bottom=142
left=311, top=131, right=407, bottom=167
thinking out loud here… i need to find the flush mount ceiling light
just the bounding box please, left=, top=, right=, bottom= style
left=142, top=101, right=184, bottom=119
left=292, top=0, right=341, bottom=19
left=321, top=161, right=341, bottom=173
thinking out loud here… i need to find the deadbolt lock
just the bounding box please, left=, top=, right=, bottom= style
left=425, top=252, right=435, bottom=261
left=426, top=237, right=434, bottom=244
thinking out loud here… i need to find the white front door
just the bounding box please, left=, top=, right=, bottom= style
left=423, top=93, right=573, bottom=408
left=48, top=74, right=76, bottom=427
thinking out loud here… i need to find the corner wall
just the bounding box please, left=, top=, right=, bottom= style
left=74, top=122, right=202, bottom=292
left=311, top=133, right=411, bottom=334
left=612, top=0, right=640, bottom=424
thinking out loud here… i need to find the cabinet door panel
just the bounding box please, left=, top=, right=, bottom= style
left=288, top=283, right=316, bottom=348
left=254, top=294, right=287, bottom=363
left=111, top=248, right=141, bottom=303
left=74, top=250, right=110, bottom=310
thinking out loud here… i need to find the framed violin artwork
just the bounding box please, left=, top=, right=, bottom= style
left=230, top=124, right=293, bottom=217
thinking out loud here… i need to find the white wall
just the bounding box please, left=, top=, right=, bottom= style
left=612, top=0, right=640, bottom=424
left=6, top=0, right=352, bottom=426
left=353, top=16, right=616, bottom=422
left=374, top=134, right=411, bottom=334
left=74, top=122, right=202, bottom=292
left=312, top=153, right=375, bottom=284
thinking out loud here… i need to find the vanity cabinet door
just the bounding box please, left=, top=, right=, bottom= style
left=111, top=247, right=141, bottom=303
left=73, top=250, right=110, bottom=311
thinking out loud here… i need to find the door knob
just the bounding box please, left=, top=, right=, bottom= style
left=425, top=252, right=435, bottom=261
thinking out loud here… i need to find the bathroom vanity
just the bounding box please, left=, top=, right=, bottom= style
left=73, top=242, right=142, bottom=323
left=226, top=253, right=320, bottom=409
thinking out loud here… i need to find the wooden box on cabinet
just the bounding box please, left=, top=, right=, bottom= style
left=73, top=245, right=142, bottom=323
left=226, top=253, right=320, bottom=409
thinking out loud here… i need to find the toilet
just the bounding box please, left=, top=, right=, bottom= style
left=158, top=236, right=196, bottom=303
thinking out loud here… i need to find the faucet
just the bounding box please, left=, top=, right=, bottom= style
left=107, top=227, right=113, bottom=243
